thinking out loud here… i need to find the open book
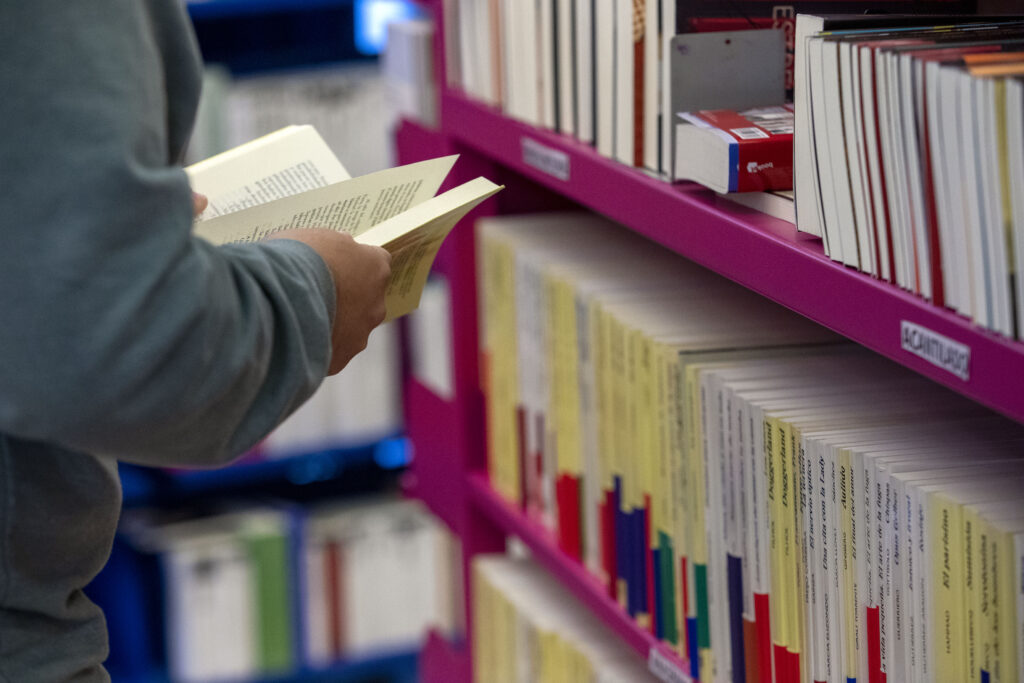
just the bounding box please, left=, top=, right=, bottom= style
left=186, top=125, right=503, bottom=320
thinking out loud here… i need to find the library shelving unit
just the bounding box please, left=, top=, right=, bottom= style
left=396, top=4, right=1024, bottom=683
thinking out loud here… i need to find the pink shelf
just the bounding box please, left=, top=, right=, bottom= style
left=438, top=90, right=1024, bottom=425
left=466, top=473, right=694, bottom=683
left=419, top=630, right=471, bottom=683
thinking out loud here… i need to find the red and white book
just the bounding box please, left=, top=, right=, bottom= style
left=675, top=104, right=794, bottom=193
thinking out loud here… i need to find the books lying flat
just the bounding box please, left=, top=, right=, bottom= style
left=675, top=105, right=794, bottom=193
left=187, top=124, right=502, bottom=320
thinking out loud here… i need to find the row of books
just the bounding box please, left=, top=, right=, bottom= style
left=445, top=1, right=977, bottom=181
left=477, top=210, right=1024, bottom=683
left=795, top=14, right=1024, bottom=341
left=473, top=553, right=658, bottom=683
left=125, top=498, right=459, bottom=683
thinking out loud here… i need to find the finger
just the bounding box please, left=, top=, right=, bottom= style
left=192, top=192, right=208, bottom=217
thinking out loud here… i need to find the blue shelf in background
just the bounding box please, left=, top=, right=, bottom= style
left=186, top=0, right=354, bottom=20
left=120, top=435, right=410, bottom=507
left=111, top=649, right=419, bottom=683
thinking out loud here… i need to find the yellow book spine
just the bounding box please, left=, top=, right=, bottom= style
left=994, top=527, right=1019, bottom=683
left=930, top=493, right=964, bottom=683
left=964, top=506, right=981, bottom=682
left=789, top=422, right=806, bottom=672
left=667, top=349, right=688, bottom=656
left=995, top=79, right=1017, bottom=291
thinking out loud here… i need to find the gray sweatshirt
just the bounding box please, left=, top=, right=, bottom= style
left=0, top=2, right=338, bottom=680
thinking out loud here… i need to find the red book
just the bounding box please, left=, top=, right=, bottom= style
left=676, top=105, right=794, bottom=193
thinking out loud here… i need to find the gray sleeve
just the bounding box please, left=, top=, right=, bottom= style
left=0, top=2, right=336, bottom=466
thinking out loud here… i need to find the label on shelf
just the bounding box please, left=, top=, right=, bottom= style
left=900, top=320, right=971, bottom=381
left=648, top=646, right=692, bottom=683
left=521, top=137, right=570, bottom=181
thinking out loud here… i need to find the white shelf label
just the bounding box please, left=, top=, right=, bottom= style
left=900, top=320, right=970, bottom=381
left=648, top=646, right=692, bottom=683
left=521, top=137, right=570, bottom=181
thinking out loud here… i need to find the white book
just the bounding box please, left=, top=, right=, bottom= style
left=659, top=0, right=677, bottom=179
left=939, top=65, right=976, bottom=319
left=538, top=0, right=557, bottom=130
left=613, top=0, right=634, bottom=166
left=642, top=0, right=659, bottom=172
left=961, top=70, right=993, bottom=329
left=822, top=37, right=863, bottom=269
left=594, top=0, right=615, bottom=157
left=1008, top=78, right=1024, bottom=339
left=977, top=76, right=1013, bottom=336
left=575, top=0, right=595, bottom=144
left=556, top=0, right=575, bottom=136
left=897, top=50, right=932, bottom=300
left=926, top=60, right=960, bottom=311
left=861, top=43, right=893, bottom=283
left=808, top=36, right=846, bottom=264
left=303, top=539, right=332, bottom=666
left=843, top=40, right=878, bottom=277
left=881, top=50, right=914, bottom=292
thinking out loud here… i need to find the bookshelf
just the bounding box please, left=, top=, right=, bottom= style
left=395, top=12, right=1024, bottom=683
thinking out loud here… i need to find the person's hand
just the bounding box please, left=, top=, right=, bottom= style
left=192, top=192, right=208, bottom=217
left=268, top=229, right=392, bottom=374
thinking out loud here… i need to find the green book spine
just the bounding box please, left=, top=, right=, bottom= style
left=246, top=530, right=293, bottom=674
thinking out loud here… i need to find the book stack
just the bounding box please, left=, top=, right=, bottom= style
left=445, top=0, right=975, bottom=180
left=795, top=14, right=1024, bottom=339
left=477, top=211, right=1024, bottom=683
left=473, top=554, right=659, bottom=682
left=128, top=499, right=458, bottom=683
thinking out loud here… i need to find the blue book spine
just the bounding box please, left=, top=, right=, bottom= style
left=728, top=554, right=745, bottom=683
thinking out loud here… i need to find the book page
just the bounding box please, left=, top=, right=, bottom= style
left=360, top=176, right=503, bottom=320
left=187, top=125, right=352, bottom=220
left=192, top=156, right=459, bottom=245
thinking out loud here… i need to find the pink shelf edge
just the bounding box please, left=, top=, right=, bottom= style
left=466, top=473, right=694, bottom=683
left=419, top=630, right=471, bottom=683
left=437, top=90, right=1024, bottom=425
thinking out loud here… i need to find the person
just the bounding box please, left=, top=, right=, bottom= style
left=0, top=2, right=392, bottom=681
